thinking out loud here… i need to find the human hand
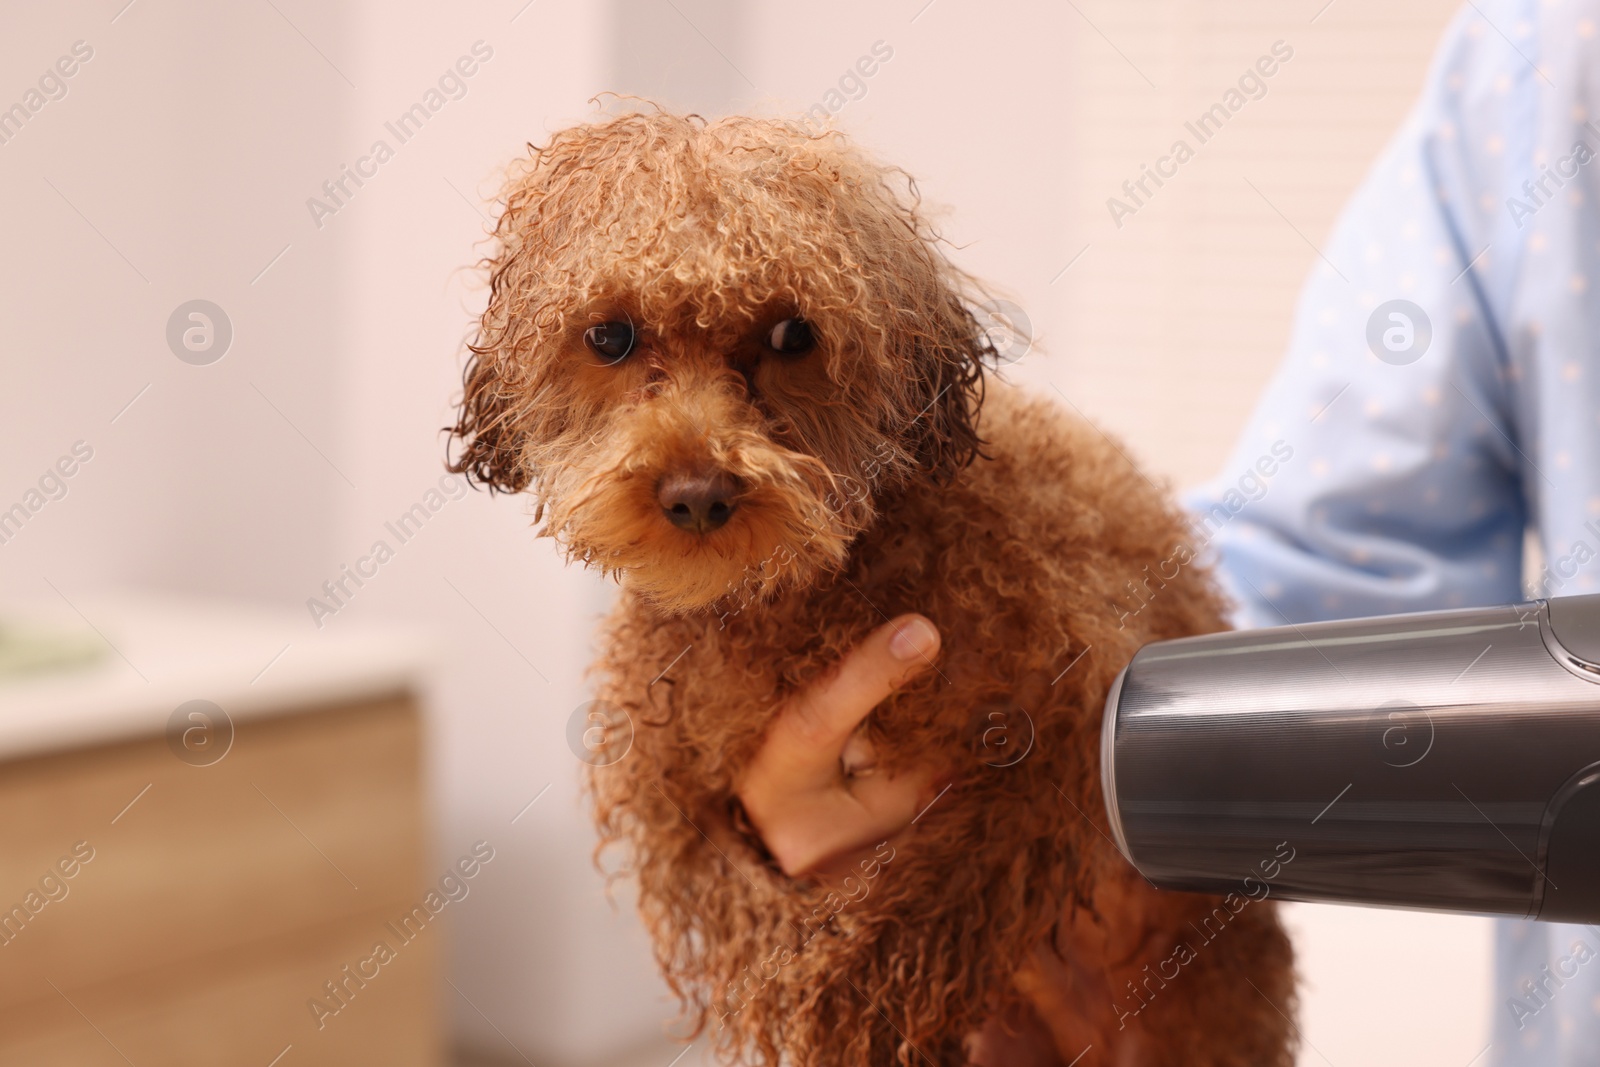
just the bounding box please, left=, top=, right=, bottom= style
left=736, top=614, right=943, bottom=878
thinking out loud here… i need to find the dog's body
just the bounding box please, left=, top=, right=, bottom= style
left=588, top=388, right=1294, bottom=1065
left=450, top=108, right=1294, bottom=1066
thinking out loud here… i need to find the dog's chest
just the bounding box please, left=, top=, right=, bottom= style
left=642, top=467, right=1061, bottom=773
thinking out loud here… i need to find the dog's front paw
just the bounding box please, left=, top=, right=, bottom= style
left=965, top=999, right=1070, bottom=1067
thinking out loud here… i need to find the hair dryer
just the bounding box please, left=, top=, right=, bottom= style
left=1101, top=594, right=1600, bottom=921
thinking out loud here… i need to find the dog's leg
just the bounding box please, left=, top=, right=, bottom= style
left=1003, top=861, right=1294, bottom=1067
left=1007, top=922, right=1154, bottom=1067
left=966, top=990, right=1073, bottom=1067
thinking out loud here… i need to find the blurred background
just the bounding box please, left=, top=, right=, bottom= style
left=0, top=1, right=1493, bottom=1065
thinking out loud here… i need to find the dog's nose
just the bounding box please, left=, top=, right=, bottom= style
left=658, top=469, right=741, bottom=533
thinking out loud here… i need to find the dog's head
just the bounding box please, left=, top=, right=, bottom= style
left=449, top=108, right=995, bottom=613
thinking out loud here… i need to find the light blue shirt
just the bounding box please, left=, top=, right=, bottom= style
left=1185, top=0, right=1600, bottom=1061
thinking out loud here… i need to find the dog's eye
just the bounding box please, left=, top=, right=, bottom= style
left=584, top=321, right=636, bottom=363
left=766, top=317, right=814, bottom=356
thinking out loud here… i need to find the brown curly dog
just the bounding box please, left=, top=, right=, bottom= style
left=448, top=107, right=1295, bottom=1067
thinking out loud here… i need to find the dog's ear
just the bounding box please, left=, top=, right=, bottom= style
left=836, top=157, right=994, bottom=486
left=447, top=119, right=639, bottom=493
left=445, top=153, right=552, bottom=494
left=448, top=333, right=531, bottom=494
left=902, top=291, right=991, bottom=483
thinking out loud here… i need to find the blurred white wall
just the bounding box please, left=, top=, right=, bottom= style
left=0, top=2, right=1499, bottom=1066
left=1056, top=0, right=1475, bottom=487
left=0, top=1, right=350, bottom=600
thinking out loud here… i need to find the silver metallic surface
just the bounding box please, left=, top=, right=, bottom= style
left=1101, top=596, right=1600, bottom=920
left=1101, top=666, right=1130, bottom=862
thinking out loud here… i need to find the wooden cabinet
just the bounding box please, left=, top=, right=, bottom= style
left=0, top=694, right=440, bottom=1066
left=0, top=598, right=441, bottom=1066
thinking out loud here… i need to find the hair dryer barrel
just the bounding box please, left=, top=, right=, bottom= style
left=1101, top=594, right=1600, bottom=921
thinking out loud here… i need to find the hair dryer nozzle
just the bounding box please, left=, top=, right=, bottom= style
left=1101, top=595, right=1600, bottom=921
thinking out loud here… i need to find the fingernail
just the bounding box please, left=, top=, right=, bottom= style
left=888, top=617, right=939, bottom=661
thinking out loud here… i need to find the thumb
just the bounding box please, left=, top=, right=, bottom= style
left=778, top=614, right=942, bottom=761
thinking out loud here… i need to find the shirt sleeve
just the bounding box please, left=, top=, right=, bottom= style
left=1183, top=0, right=1543, bottom=629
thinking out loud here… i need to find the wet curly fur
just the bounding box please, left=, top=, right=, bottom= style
left=449, top=106, right=1296, bottom=1066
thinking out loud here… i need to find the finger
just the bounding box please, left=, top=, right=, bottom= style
left=839, top=731, right=878, bottom=777
left=770, top=614, right=940, bottom=775
left=775, top=768, right=936, bottom=878
left=843, top=764, right=935, bottom=837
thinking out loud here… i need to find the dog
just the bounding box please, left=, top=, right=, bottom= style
left=448, top=106, right=1295, bottom=1067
